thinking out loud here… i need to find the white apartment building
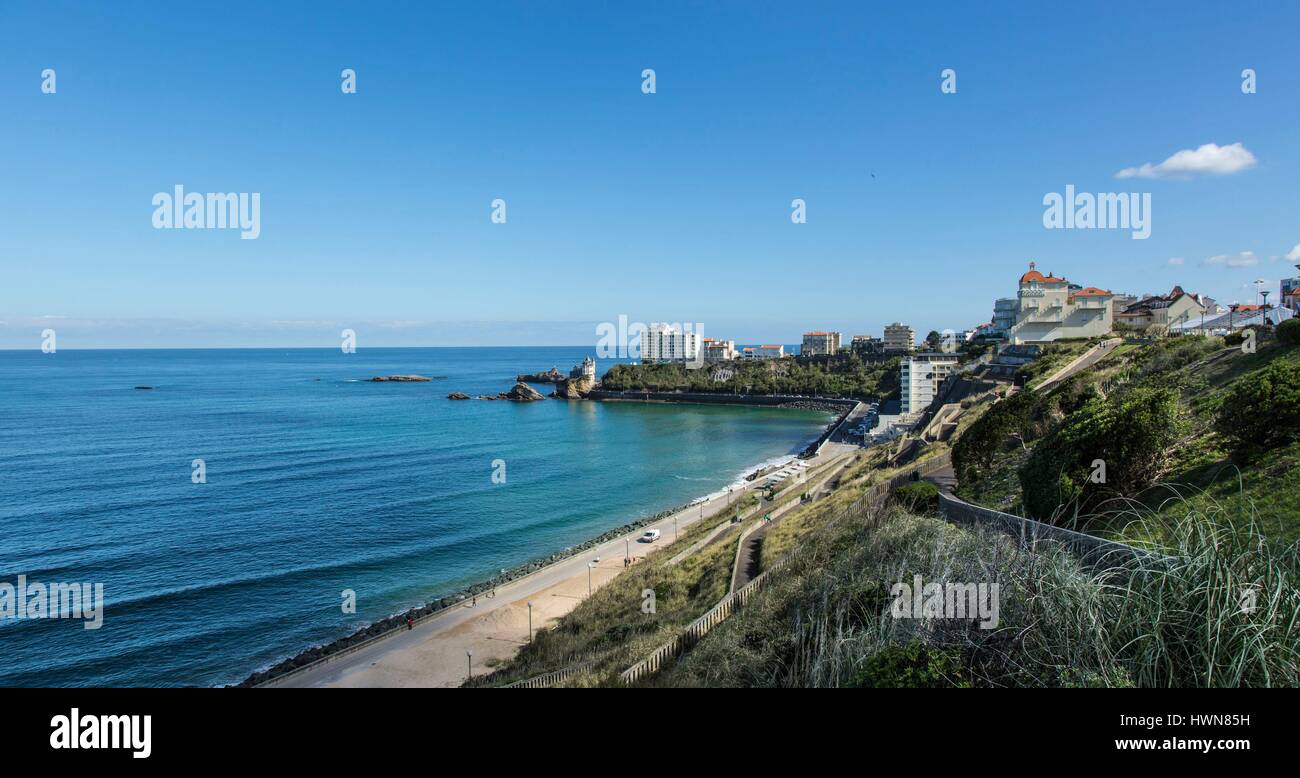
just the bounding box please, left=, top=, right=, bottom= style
left=900, top=353, right=960, bottom=414
left=1006, top=261, right=1114, bottom=345
left=641, top=323, right=700, bottom=363
left=702, top=338, right=737, bottom=362
left=883, top=323, right=915, bottom=354
left=801, top=331, right=841, bottom=356
left=741, top=344, right=784, bottom=359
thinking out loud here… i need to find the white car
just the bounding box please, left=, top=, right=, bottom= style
left=639, top=529, right=661, bottom=543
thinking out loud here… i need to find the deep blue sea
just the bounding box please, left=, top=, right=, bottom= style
left=0, top=347, right=831, bottom=687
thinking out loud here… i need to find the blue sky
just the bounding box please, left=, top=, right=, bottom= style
left=2, top=1, right=1299, bottom=347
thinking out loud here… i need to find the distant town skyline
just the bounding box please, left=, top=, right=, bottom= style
left=4, top=2, right=1300, bottom=348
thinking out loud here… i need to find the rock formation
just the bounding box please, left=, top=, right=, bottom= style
left=504, top=382, right=545, bottom=401
left=516, top=367, right=566, bottom=383
left=370, top=375, right=432, bottom=382
left=550, top=376, right=596, bottom=399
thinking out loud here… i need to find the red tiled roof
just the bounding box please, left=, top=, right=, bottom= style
left=1071, top=287, right=1113, bottom=297
left=1020, top=270, right=1068, bottom=284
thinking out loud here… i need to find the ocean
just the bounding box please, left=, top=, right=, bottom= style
left=0, top=347, right=832, bottom=687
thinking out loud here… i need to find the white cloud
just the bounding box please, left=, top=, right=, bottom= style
left=1166, top=257, right=1185, bottom=266
left=1203, top=251, right=1259, bottom=268
left=1286, top=244, right=1300, bottom=262
left=1116, top=142, right=1257, bottom=179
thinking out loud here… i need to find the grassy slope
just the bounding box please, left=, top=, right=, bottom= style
left=957, top=335, right=1300, bottom=545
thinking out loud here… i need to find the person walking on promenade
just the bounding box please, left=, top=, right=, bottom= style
left=406, top=615, right=414, bottom=631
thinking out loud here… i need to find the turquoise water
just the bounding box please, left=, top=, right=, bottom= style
left=0, top=347, right=831, bottom=686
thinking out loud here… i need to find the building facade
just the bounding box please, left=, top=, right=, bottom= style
left=883, top=323, right=915, bottom=354
left=701, top=338, right=738, bottom=362
left=570, top=356, right=596, bottom=380
left=801, top=331, right=841, bottom=356
left=1006, top=261, right=1114, bottom=345
left=641, top=324, right=700, bottom=363
left=850, top=335, right=883, bottom=356
left=1283, top=267, right=1300, bottom=314
left=1115, top=285, right=1208, bottom=331
left=992, top=298, right=1018, bottom=337
left=900, top=353, right=960, bottom=414
left=741, top=345, right=784, bottom=359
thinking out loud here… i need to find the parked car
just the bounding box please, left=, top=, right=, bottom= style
left=639, top=529, right=661, bottom=543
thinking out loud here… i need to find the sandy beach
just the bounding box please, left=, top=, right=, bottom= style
left=267, top=444, right=852, bottom=688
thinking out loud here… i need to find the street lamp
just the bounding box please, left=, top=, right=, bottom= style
left=588, top=561, right=596, bottom=596
left=466, top=650, right=473, bottom=680
left=527, top=601, right=533, bottom=643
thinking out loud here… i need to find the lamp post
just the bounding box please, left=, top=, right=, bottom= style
left=527, top=601, right=533, bottom=643
left=466, top=650, right=473, bottom=680
left=588, top=561, right=595, bottom=596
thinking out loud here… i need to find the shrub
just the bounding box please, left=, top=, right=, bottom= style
left=893, top=481, right=939, bottom=514
left=1020, top=387, right=1181, bottom=522
left=1214, top=360, right=1300, bottom=455
left=1278, top=317, right=1300, bottom=347
left=850, top=643, right=969, bottom=688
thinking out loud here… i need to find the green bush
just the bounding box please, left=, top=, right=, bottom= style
left=1020, top=387, right=1181, bottom=522
left=893, top=481, right=939, bottom=514
left=850, top=642, right=969, bottom=688
left=1214, top=360, right=1300, bottom=455
left=1278, top=318, right=1300, bottom=347
left=1224, top=329, right=1253, bottom=348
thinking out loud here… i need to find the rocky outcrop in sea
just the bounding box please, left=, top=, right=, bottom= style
left=516, top=368, right=566, bottom=383
left=551, top=376, right=596, bottom=399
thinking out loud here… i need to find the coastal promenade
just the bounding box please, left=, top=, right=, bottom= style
left=270, top=446, right=850, bottom=688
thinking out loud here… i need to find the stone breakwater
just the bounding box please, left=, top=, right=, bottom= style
left=234, top=495, right=715, bottom=687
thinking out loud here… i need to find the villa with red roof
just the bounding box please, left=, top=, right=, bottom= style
left=1007, top=261, right=1116, bottom=344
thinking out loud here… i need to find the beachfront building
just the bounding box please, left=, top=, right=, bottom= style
left=883, top=323, right=915, bottom=354
left=900, top=353, right=960, bottom=414
left=702, top=338, right=738, bottom=362
left=641, top=323, right=700, bottom=363
left=1005, top=261, right=1115, bottom=345
left=742, top=344, right=785, bottom=360
left=801, top=331, right=842, bottom=356
left=1114, top=285, right=1209, bottom=331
